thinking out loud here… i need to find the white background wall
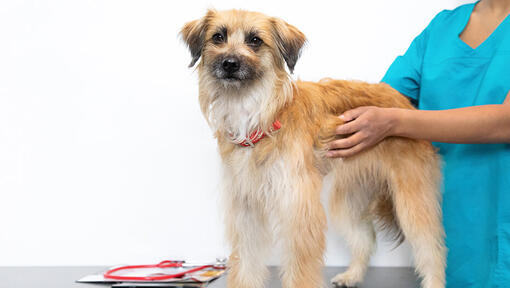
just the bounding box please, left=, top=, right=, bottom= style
left=0, top=0, right=468, bottom=266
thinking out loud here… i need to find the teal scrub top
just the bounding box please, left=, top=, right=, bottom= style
left=382, top=2, right=510, bottom=287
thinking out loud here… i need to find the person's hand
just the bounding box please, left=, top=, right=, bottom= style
left=326, top=106, right=398, bottom=158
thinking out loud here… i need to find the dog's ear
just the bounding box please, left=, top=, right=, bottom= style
left=270, top=18, right=306, bottom=73
left=180, top=11, right=214, bottom=67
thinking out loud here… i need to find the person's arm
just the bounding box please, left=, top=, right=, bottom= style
left=326, top=91, right=510, bottom=158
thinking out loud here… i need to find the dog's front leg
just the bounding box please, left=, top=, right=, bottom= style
left=224, top=194, right=271, bottom=288
left=278, top=174, right=327, bottom=288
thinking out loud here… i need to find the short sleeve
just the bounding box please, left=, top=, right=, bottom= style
left=381, top=29, right=428, bottom=101
left=381, top=10, right=451, bottom=102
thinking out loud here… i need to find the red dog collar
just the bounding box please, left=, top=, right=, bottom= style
left=238, top=120, right=282, bottom=147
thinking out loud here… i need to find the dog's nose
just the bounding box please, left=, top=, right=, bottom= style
left=222, top=57, right=240, bottom=74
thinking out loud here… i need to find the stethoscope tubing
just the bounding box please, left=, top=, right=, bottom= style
left=103, top=260, right=224, bottom=281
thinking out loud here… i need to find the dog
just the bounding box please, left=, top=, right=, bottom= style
left=181, top=9, right=445, bottom=288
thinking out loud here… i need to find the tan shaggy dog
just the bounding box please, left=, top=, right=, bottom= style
left=181, top=9, right=446, bottom=288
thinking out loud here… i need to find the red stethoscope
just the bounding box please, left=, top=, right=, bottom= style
left=103, top=259, right=227, bottom=281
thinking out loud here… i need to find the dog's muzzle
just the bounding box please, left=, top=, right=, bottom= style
left=211, top=55, right=257, bottom=83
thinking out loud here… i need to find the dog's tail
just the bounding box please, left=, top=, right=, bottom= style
left=370, top=183, right=405, bottom=249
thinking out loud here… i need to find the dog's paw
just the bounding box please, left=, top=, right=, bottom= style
left=330, top=271, right=362, bottom=288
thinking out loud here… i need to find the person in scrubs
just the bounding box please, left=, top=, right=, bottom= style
left=327, top=0, right=510, bottom=287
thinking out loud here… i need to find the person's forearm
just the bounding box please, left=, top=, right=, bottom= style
left=391, top=104, right=510, bottom=143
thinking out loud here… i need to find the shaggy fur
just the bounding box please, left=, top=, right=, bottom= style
left=181, top=9, right=446, bottom=288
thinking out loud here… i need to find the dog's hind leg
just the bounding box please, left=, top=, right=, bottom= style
left=389, top=164, right=446, bottom=288
left=329, top=181, right=376, bottom=288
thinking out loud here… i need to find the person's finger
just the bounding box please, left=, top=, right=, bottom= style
left=339, top=106, right=370, bottom=122
left=326, top=143, right=366, bottom=158
left=328, top=133, right=364, bottom=150
left=335, top=119, right=361, bottom=135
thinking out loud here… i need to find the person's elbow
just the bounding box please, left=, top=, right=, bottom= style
left=503, top=127, right=510, bottom=143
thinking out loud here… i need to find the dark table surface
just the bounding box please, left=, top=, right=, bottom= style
left=0, top=266, right=420, bottom=288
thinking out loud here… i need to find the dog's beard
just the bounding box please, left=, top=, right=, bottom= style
left=210, top=82, right=269, bottom=143
left=200, top=71, right=277, bottom=143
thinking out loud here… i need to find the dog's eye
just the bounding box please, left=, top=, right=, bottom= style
left=248, top=36, right=263, bottom=47
left=212, top=33, right=225, bottom=44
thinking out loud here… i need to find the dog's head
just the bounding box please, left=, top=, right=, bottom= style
left=180, top=9, right=306, bottom=89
